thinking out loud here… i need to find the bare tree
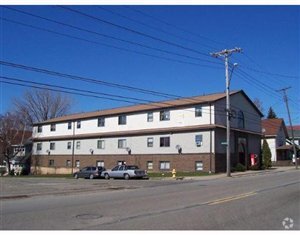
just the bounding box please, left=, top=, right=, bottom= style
left=0, top=112, right=27, bottom=173
left=13, top=89, right=72, bottom=126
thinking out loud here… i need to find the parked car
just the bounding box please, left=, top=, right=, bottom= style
left=101, top=165, right=147, bottom=180
left=73, top=166, right=106, bottom=179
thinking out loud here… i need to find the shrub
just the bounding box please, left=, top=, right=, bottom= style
left=249, top=165, right=260, bottom=171
left=9, top=169, right=15, bottom=176
left=235, top=163, right=246, bottom=172
left=262, top=139, right=272, bottom=169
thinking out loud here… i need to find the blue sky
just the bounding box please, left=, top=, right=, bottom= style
left=1, top=5, right=299, bottom=125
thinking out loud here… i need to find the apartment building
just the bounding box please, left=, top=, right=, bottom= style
left=31, top=90, right=263, bottom=174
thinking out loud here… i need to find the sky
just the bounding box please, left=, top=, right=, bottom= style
left=0, top=4, right=299, bottom=125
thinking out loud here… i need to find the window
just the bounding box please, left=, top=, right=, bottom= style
left=50, top=124, right=56, bottom=132
left=68, top=122, right=72, bottom=130
left=147, top=112, right=153, bottom=122
left=160, top=110, right=170, bottom=121
left=96, top=161, right=104, bottom=167
left=160, top=161, right=170, bottom=170
left=67, top=142, right=72, bottom=150
left=160, top=137, right=170, bottom=147
left=97, top=140, right=105, bottom=149
left=37, top=143, right=42, bottom=151
left=238, top=111, right=245, bottom=129
left=76, top=141, right=81, bottom=150
left=77, top=121, right=81, bottom=129
left=49, top=160, right=55, bottom=167
left=50, top=142, right=55, bottom=150
left=37, top=125, right=42, bottom=133
left=195, top=135, right=203, bottom=147
left=147, top=161, right=153, bottom=170
left=147, top=137, right=154, bottom=147
left=66, top=160, right=71, bottom=167
left=118, top=115, right=127, bottom=125
left=195, top=105, right=202, bottom=117
left=98, top=117, right=105, bottom=127
left=118, top=139, right=127, bottom=149
left=117, top=161, right=125, bottom=166
left=75, top=160, right=80, bottom=168
left=195, top=161, right=203, bottom=171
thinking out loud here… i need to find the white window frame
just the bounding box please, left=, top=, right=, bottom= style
left=49, top=159, right=55, bottom=167
left=67, top=142, right=72, bottom=150
left=66, top=160, right=71, bottom=167
left=147, top=112, right=153, bottom=122
left=97, top=140, right=105, bottom=149
left=160, top=110, right=170, bottom=121
left=147, top=161, right=153, bottom=170
left=50, top=142, right=55, bottom=150
left=36, top=143, right=42, bottom=151
left=160, top=161, right=170, bottom=170
left=96, top=161, right=105, bottom=167
left=77, top=120, right=81, bottom=129
left=118, top=139, right=127, bottom=149
left=160, top=137, right=170, bottom=147
left=195, top=105, right=202, bottom=117
left=195, top=161, right=203, bottom=171
left=76, top=141, right=81, bottom=150
left=75, top=160, right=80, bottom=168
left=147, top=137, right=154, bottom=147
left=118, top=115, right=127, bottom=125
left=50, top=124, right=56, bottom=132
left=98, top=117, right=105, bottom=127
left=195, top=134, right=203, bottom=147
left=68, top=122, right=72, bottom=130
left=37, top=125, right=42, bottom=133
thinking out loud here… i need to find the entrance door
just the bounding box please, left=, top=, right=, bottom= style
left=238, top=138, right=247, bottom=166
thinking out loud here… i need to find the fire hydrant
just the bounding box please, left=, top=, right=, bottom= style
left=172, top=168, right=176, bottom=178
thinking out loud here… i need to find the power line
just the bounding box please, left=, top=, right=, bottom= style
left=0, top=76, right=157, bottom=105
left=241, top=52, right=299, bottom=79
left=1, top=17, right=223, bottom=70
left=57, top=6, right=219, bottom=61
left=97, top=6, right=218, bottom=51
left=0, top=60, right=225, bottom=103
left=7, top=6, right=294, bottom=109
left=0, top=59, right=262, bottom=120
left=237, top=68, right=299, bottom=107
left=125, top=5, right=229, bottom=48
left=234, top=70, right=281, bottom=100
left=0, top=59, right=270, bottom=128
left=1, top=76, right=267, bottom=129
left=2, top=6, right=222, bottom=66
left=1, top=62, right=276, bottom=130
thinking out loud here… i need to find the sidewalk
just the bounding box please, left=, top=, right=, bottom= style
left=172, top=166, right=298, bottom=181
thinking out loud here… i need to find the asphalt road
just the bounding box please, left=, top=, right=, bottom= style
left=1, top=169, right=299, bottom=230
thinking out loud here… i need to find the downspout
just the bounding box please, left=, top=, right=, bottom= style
left=209, top=102, right=212, bottom=174
left=71, top=121, right=75, bottom=174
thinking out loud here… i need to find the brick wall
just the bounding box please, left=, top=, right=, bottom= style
left=31, top=153, right=220, bottom=174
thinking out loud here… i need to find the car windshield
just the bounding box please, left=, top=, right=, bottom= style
left=126, top=165, right=139, bottom=170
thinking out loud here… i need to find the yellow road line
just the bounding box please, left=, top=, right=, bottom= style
left=207, top=192, right=257, bottom=205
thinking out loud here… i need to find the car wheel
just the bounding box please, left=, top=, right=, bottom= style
left=124, top=174, right=130, bottom=180
left=74, top=174, right=78, bottom=179
left=104, top=173, right=110, bottom=180
left=89, top=174, right=94, bottom=179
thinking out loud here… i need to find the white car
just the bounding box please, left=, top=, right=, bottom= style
left=101, top=165, right=147, bottom=180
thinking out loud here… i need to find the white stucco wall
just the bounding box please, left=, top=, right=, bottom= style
left=33, top=105, right=214, bottom=138
left=33, top=131, right=215, bottom=155
left=264, top=138, right=277, bottom=162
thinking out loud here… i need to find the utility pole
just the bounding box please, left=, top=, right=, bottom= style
left=276, top=87, right=298, bottom=170
left=211, top=48, right=242, bottom=177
